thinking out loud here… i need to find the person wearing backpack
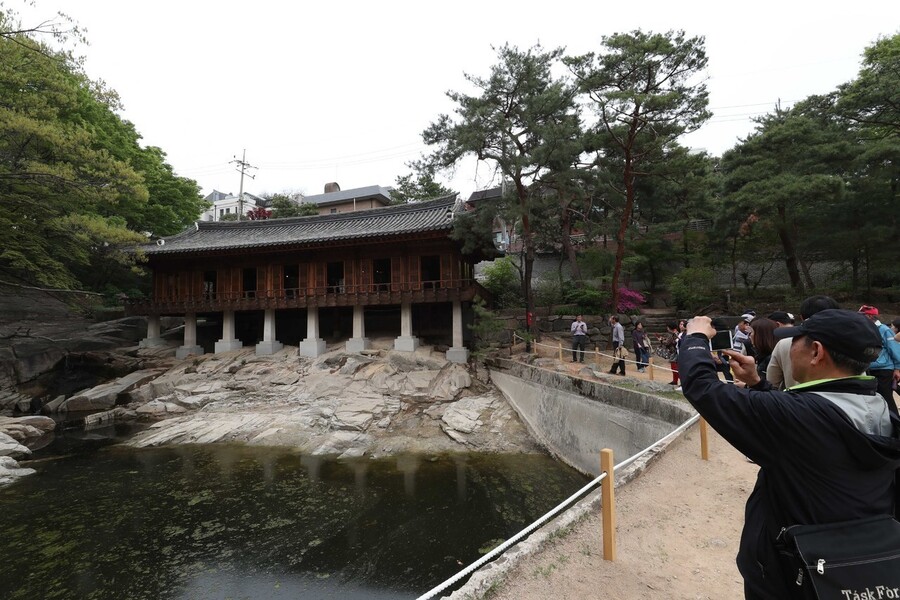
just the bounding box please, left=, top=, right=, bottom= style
left=679, top=310, right=900, bottom=599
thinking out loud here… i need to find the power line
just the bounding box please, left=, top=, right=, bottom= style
left=230, top=149, right=257, bottom=221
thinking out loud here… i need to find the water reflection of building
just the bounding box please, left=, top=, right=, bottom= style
left=396, top=455, right=420, bottom=498
left=128, top=193, right=495, bottom=364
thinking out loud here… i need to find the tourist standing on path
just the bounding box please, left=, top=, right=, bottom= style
left=679, top=310, right=900, bottom=600
left=632, top=321, right=651, bottom=372
left=767, top=295, right=839, bottom=390
left=859, top=304, right=900, bottom=415
left=608, top=315, right=626, bottom=375
left=570, top=314, right=588, bottom=363
left=657, top=321, right=680, bottom=385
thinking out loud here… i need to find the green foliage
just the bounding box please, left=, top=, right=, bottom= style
left=480, top=258, right=523, bottom=309
left=577, top=247, right=615, bottom=279
left=0, top=9, right=203, bottom=291
left=391, top=165, right=454, bottom=204
left=423, top=43, right=582, bottom=326
left=668, top=267, right=716, bottom=310
left=266, top=193, right=305, bottom=218
left=468, top=298, right=507, bottom=358
left=562, top=286, right=610, bottom=314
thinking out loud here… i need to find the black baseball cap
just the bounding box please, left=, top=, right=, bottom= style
left=768, top=311, right=795, bottom=324
left=774, top=309, right=882, bottom=363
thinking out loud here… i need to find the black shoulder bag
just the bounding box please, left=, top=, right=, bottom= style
left=776, top=514, right=900, bottom=600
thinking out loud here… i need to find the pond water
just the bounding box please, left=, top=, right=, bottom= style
left=0, top=433, right=588, bottom=599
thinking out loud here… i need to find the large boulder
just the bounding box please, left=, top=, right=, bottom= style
left=0, top=456, right=36, bottom=487
left=60, top=368, right=166, bottom=412
left=0, top=432, right=30, bottom=459
left=0, top=415, right=56, bottom=444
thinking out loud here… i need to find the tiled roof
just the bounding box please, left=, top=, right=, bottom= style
left=467, top=186, right=502, bottom=203
left=142, top=195, right=460, bottom=255
left=302, top=184, right=392, bottom=207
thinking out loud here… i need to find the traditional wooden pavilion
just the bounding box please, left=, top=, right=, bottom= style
left=125, top=195, right=484, bottom=363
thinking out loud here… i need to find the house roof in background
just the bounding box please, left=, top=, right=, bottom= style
left=302, top=184, right=392, bottom=207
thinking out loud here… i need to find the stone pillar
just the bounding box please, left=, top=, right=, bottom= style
left=299, top=306, right=326, bottom=358
left=446, top=300, right=469, bottom=363
left=214, top=309, right=243, bottom=353
left=394, top=301, right=420, bottom=352
left=346, top=305, right=370, bottom=352
left=176, top=313, right=203, bottom=359
left=255, top=308, right=284, bottom=355
left=139, top=314, right=166, bottom=348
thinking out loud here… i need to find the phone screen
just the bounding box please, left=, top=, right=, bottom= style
left=710, top=330, right=733, bottom=351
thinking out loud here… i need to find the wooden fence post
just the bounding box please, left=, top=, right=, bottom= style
left=595, top=346, right=600, bottom=368
left=558, top=341, right=563, bottom=362
left=600, top=448, right=617, bottom=561
left=700, top=417, right=709, bottom=461
left=648, top=356, right=655, bottom=381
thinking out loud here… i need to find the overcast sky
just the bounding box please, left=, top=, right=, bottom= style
left=14, top=1, right=900, bottom=200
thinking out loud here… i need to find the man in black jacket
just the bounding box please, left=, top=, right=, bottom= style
left=679, top=310, right=900, bottom=599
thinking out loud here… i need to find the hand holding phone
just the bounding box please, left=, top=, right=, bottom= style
left=710, top=330, right=734, bottom=352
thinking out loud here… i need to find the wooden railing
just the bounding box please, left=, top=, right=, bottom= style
left=124, top=279, right=482, bottom=315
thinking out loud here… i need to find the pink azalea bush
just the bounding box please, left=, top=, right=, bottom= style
left=616, top=287, right=646, bottom=313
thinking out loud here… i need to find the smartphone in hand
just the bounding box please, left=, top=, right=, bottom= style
left=710, top=330, right=734, bottom=352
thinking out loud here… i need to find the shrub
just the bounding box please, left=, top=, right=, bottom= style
left=668, top=267, right=716, bottom=311
left=563, top=287, right=610, bottom=314
left=617, top=287, right=646, bottom=313
left=480, top=257, right=523, bottom=309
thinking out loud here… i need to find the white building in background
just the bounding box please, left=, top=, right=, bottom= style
left=200, top=190, right=266, bottom=221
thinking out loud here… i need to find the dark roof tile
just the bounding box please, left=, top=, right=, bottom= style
left=143, top=195, right=459, bottom=255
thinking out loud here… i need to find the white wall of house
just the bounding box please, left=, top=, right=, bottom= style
left=200, top=194, right=259, bottom=222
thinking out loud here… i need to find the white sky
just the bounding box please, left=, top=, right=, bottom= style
left=13, top=0, right=900, bottom=200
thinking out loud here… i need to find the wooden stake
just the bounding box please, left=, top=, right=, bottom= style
left=595, top=346, right=600, bottom=367
left=700, top=417, right=709, bottom=461
left=648, top=356, right=655, bottom=381
left=600, top=448, right=617, bottom=561
left=558, top=341, right=563, bottom=362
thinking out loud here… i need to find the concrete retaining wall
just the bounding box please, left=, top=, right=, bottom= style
left=486, top=358, right=695, bottom=476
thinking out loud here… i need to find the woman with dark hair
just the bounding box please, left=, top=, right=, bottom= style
left=749, top=317, right=778, bottom=381
left=892, top=318, right=900, bottom=343
left=655, top=321, right=681, bottom=385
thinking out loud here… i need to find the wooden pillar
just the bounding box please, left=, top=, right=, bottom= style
left=601, top=448, right=617, bottom=561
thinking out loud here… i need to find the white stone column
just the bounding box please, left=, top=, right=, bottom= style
left=215, top=309, right=243, bottom=353
left=139, top=314, right=166, bottom=348
left=446, top=300, right=469, bottom=363
left=346, top=305, right=370, bottom=352
left=394, top=301, right=420, bottom=352
left=255, top=308, right=284, bottom=355
left=176, top=313, right=204, bottom=359
left=299, top=306, right=326, bottom=358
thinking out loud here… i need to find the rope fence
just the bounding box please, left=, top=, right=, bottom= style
left=513, top=332, right=678, bottom=376
left=416, top=412, right=711, bottom=600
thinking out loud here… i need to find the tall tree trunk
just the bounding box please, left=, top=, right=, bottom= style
left=851, top=255, right=859, bottom=294
left=730, top=236, right=738, bottom=288
left=682, top=223, right=691, bottom=268
left=776, top=206, right=804, bottom=291
left=559, top=197, right=582, bottom=284
left=611, top=157, right=635, bottom=313
left=517, top=182, right=537, bottom=340
left=799, top=257, right=815, bottom=290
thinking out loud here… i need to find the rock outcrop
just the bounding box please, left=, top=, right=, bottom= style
left=117, top=345, right=539, bottom=459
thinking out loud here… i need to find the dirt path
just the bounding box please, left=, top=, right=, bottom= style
left=487, top=423, right=756, bottom=600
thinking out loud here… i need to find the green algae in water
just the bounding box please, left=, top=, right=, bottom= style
left=0, top=445, right=587, bottom=600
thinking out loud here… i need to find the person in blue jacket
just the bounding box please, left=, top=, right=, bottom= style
left=858, top=304, right=900, bottom=415
left=679, top=310, right=900, bottom=599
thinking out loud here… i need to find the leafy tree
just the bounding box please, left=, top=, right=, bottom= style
left=423, top=43, right=582, bottom=336
left=566, top=30, right=711, bottom=311
left=719, top=99, right=855, bottom=291
left=0, top=8, right=202, bottom=290
left=391, top=164, right=454, bottom=204
left=837, top=33, right=900, bottom=137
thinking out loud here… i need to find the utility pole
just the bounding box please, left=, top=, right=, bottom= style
left=230, top=149, right=257, bottom=221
